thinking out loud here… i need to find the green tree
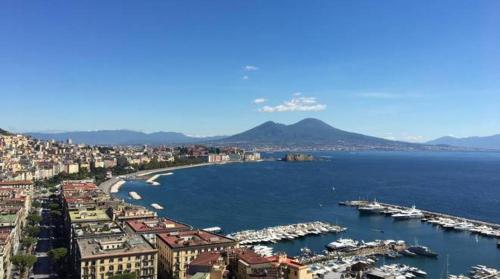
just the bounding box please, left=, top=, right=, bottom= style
left=48, top=203, right=60, bottom=210
left=48, top=247, right=68, bottom=263
left=50, top=209, right=62, bottom=217
left=24, top=225, right=40, bottom=237
left=21, top=236, right=37, bottom=248
left=27, top=213, right=43, bottom=224
left=32, top=200, right=42, bottom=208
left=11, top=254, right=37, bottom=276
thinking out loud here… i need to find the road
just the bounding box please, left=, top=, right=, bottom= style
left=31, top=199, right=63, bottom=279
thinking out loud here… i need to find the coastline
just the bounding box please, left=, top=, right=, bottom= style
left=99, top=162, right=231, bottom=194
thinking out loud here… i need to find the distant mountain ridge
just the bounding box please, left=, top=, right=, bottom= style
left=427, top=134, right=500, bottom=150
left=26, top=130, right=226, bottom=145
left=217, top=118, right=422, bottom=150
left=0, top=128, right=11, bottom=135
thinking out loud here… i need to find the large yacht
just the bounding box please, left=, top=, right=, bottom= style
left=407, top=245, right=438, bottom=257
left=391, top=205, right=424, bottom=220
left=326, top=238, right=359, bottom=251
left=358, top=200, right=386, bottom=214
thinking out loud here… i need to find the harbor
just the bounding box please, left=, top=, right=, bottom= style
left=298, top=239, right=408, bottom=264
left=340, top=200, right=500, bottom=239
left=449, top=265, right=499, bottom=279
left=115, top=155, right=500, bottom=277
left=226, top=221, right=346, bottom=245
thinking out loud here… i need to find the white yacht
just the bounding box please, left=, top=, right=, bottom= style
left=358, top=200, right=386, bottom=214
left=392, top=205, right=424, bottom=219
left=326, top=238, right=359, bottom=251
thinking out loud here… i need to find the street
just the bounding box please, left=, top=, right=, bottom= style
left=31, top=198, right=64, bottom=279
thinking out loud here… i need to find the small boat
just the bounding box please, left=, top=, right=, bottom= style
left=203, top=227, right=222, bottom=233
left=150, top=203, right=164, bottom=210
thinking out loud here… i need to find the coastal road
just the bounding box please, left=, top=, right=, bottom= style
left=98, top=162, right=216, bottom=194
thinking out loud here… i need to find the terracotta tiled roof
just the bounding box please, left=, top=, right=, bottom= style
left=0, top=180, right=33, bottom=185
left=189, top=252, right=222, bottom=266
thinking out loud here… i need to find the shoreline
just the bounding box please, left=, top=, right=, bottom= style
left=100, top=161, right=243, bottom=194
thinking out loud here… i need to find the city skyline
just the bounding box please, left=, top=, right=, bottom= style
left=1, top=1, right=500, bottom=142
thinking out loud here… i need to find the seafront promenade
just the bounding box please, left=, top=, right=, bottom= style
left=99, top=162, right=228, bottom=194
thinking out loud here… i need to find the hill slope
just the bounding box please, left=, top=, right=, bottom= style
left=427, top=134, right=500, bottom=150
left=218, top=118, right=419, bottom=149
left=26, top=130, right=226, bottom=145
left=0, top=128, right=12, bottom=136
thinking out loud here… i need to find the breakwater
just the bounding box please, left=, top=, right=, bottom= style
left=341, top=200, right=500, bottom=237
left=227, top=221, right=346, bottom=245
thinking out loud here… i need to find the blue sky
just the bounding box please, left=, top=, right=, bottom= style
left=1, top=1, right=499, bottom=141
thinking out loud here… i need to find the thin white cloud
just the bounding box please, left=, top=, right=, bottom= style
left=243, top=65, right=259, bottom=71
left=253, top=98, right=267, bottom=104
left=292, top=92, right=302, bottom=96
left=242, top=75, right=249, bottom=80
left=259, top=95, right=326, bottom=113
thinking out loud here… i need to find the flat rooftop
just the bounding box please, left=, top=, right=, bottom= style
left=62, top=182, right=98, bottom=192
left=77, top=234, right=156, bottom=260
left=0, top=214, right=17, bottom=226
left=72, top=221, right=123, bottom=238
left=157, top=230, right=235, bottom=249
left=126, top=218, right=191, bottom=234
left=69, top=209, right=110, bottom=223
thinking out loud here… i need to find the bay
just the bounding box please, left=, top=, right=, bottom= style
left=115, top=151, right=500, bottom=277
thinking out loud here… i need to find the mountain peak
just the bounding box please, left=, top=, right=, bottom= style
left=427, top=134, right=500, bottom=150
left=292, top=118, right=332, bottom=129
left=220, top=118, right=413, bottom=149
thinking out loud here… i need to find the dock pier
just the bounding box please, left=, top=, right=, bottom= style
left=341, top=200, right=500, bottom=236
left=300, top=241, right=407, bottom=264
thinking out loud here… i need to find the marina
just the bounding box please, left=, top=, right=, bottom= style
left=299, top=238, right=408, bottom=264
left=128, top=191, right=142, bottom=200
left=341, top=200, right=500, bottom=239
left=449, top=265, right=499, bottom=279
left=227, top=221, right=346, bottom=245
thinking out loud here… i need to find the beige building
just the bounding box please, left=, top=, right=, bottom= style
left=156, top=230, right=237, bottom=279
left=76, top=234, right=157, bottom=279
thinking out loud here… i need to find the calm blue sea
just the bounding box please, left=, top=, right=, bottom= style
left=116, top=151, right=500, bottom=277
